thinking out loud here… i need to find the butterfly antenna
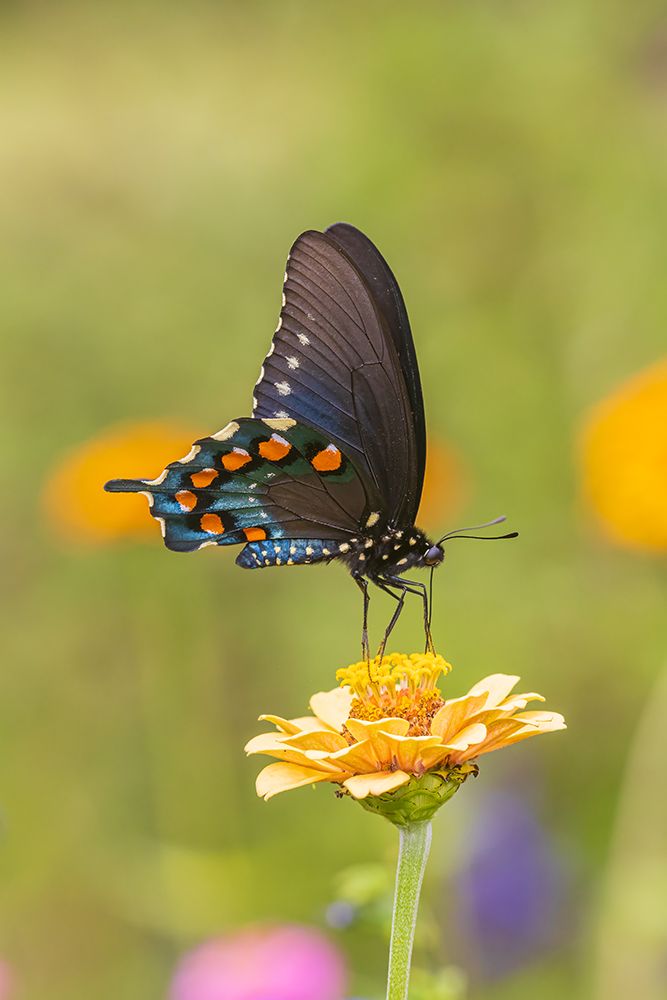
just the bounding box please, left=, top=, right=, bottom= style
left=437, top=516, right=518, bottom=546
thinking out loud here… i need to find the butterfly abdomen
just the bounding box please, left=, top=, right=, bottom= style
left=236, top=538, right=345, bottom=569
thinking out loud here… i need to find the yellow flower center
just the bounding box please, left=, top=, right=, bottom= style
left=337, top=652, right=452, bottom=736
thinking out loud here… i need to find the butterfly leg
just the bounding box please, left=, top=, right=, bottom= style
left=373, top=579, right=408, bottom=664
left=353, top=573, right=371, bottom=662
left=385, top=575, right=435, bottom=654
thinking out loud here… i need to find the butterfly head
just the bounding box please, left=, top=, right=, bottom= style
left=423, top=544, right=444, bottom=567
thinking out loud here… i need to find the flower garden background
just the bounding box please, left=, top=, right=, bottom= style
left=2, top=2, right=666, bottom=998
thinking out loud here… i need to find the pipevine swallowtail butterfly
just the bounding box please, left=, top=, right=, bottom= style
left=105, top=224, right=516, bottom=656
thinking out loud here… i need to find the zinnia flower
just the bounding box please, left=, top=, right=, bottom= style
left=580, top=358, right=667, bottom=552
left=169, top=924, right=346, bottom=1000
left=42, top=420, right=202, bottom=544
left=246, top=654, right=565, bottom=825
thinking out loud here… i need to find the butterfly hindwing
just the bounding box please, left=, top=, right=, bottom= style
left=252, top=227, right=425, bottom=528
left=105, top=417, right=371, bottom=554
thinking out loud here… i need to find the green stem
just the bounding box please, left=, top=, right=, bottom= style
left=386, top=821, right=433, bottom=1000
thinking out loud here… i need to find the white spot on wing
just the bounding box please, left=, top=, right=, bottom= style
left=275, top=381, right=291, bottom=396
left=255, top=366, right=265, bottom=387
left=198, top=539, right=217, bottom=550
left=366, top=511, right=380, bottom=528
left=339, top=543, right=350, bottom=553
left=286, top=356, right=300, bottom=369
left=267, top=342, right=275, bottom=357
left=276, top=316, right=283, bottom=332
left=212, top=422, right=239, bottom=442
left=178, top=444, right=202, bottom=462
left=306, top=546, right=314, bottom=555
left=297, top=333, right=310, bottom=346
left=143, top=469, right=168, bottom=486
left=263, top=417, right=296, bottom=431
left=397, top=557, right=408, bottom=566
left=274, top=410, right=290, bottom=419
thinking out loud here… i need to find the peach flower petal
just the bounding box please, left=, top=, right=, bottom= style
left=343, top=770, right=412, bottom=799
left=345, top=717, right=411, bottom=742
left=256, top=762, right=345, bottom=800
left=467, top=674, right=521, bottom=707
left=258, top=714, right=331, bottom=735
left=309, top=687, right=354, bottom=732
left=431, top=693, right=487, bottom=741
left=283, top=730, right=349, bottom=753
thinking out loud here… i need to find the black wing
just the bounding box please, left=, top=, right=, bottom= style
left=325, top=223, right=426, bottom=491
left=252, top=226, right=425, bottom=528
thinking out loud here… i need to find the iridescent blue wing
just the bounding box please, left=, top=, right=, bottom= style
left=252, top=227, right=425, bottom=528
left=105, top=417, right=370, bottom=563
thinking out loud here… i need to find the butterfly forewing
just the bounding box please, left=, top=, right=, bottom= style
left=325, top=222, right=426, bottom=519
left=252, top=228, right=424, bottom=527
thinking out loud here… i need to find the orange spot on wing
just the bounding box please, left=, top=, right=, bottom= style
left=312, top=445, right=342, bottom=472
left=222, top=449, right=252, bottom=471
left=244, top=527, right=267, bottom=541
left=259, top=435, right=292, bottom=461
left=191, top=468, right=218, bottom=488
left=175, top=490, right=197, bottom=511
left=200, top=513, right=224, bottom=534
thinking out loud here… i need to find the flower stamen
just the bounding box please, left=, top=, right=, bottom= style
left=337, top=653, right=451, bottom=736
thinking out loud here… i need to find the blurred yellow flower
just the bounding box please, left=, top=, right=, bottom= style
left=246, top=653, right=565, bottom=803
left=580, top=359, right=667, bottom=552
left=43, top=420, right=203, bottom=544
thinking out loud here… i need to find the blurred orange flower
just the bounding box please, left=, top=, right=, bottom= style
left=43, top=420, right=203, bottom=544
left=580, top=359, right=667, bottom=552
left=418, top=439, right=468, bottom=531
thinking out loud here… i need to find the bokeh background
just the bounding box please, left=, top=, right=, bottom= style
left=2, top=2, right=667, bottom=998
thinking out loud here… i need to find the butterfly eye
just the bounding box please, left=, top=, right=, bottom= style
left=424, top=545, right=444, bottom=566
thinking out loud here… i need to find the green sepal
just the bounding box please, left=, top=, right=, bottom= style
left=353, top=765, right=477, bottom=827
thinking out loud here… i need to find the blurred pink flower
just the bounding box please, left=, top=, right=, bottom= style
left=0, top=960, right=13, bottom=998
left=169, top=924, right=347, bottom=1000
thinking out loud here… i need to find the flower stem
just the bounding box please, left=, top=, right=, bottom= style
left=386, top=821, right=433, bottom=1000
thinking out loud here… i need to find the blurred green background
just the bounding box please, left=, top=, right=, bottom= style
left=2, top=1, right=667, bottom=997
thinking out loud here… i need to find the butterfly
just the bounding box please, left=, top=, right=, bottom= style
left=105, top=223, right=516, bottom=657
